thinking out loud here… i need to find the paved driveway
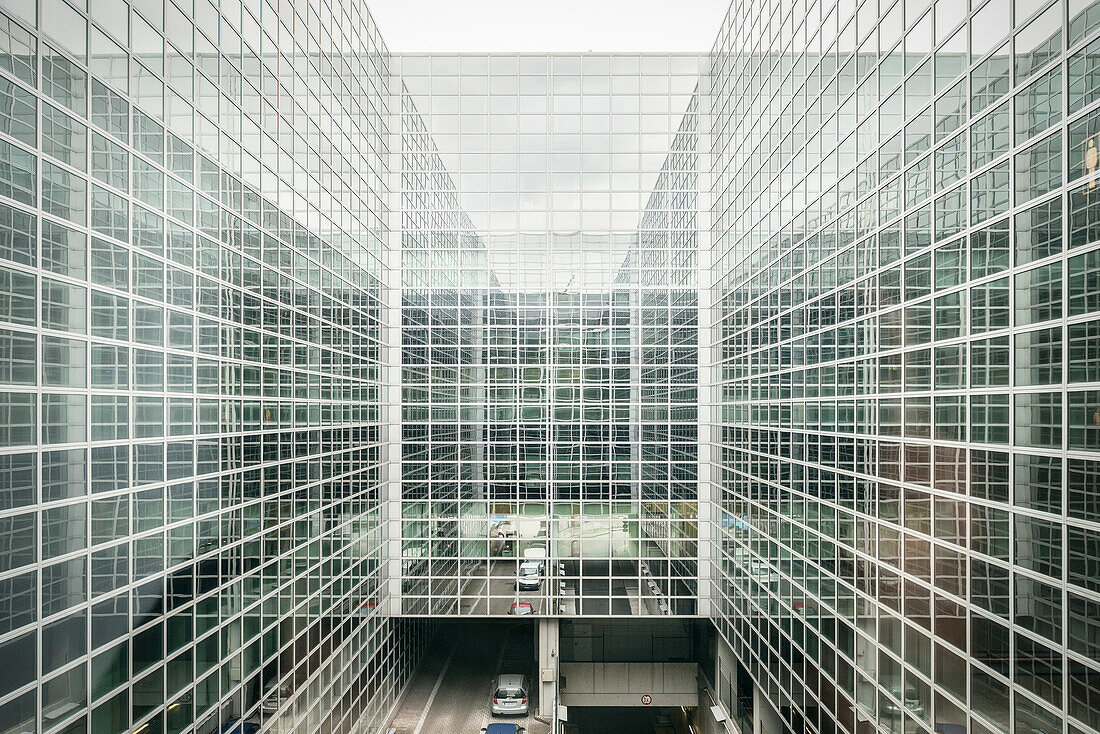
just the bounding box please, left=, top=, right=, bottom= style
left=388, top=622, right=551, bottom=734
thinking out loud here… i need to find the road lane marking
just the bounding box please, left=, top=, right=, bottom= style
left=411, top=643, right=456, bottom=734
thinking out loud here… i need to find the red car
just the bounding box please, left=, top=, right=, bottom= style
left=508, top=602, right=534, bottom=615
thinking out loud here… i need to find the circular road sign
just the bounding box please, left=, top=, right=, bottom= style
left=640, top=694, right=652, bottom=706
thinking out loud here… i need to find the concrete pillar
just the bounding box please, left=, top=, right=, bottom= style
left=696, top=70, right=715, bottom=621
left=537, top=618, right=560, bottom=721
left=753, top=681, right=784, bottom=734
left=382, top=103, right=403, bottom=617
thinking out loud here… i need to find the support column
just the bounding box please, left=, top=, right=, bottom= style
left=537, top=618, right=560, bottom=722
left=382, top=77, right=404, bottom=617
left=753, top=681, right=784, bottom=734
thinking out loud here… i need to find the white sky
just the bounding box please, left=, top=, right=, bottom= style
left=366, top=0, right=732, bottom=52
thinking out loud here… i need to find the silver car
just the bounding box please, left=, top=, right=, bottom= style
left=882, top=683, right=924, bottom=718
left=261, top=680, right=292, bottom=714
left=490, top=674, right=529, bottom=716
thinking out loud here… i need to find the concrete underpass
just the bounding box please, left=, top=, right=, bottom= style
left=387, top=621, right=551, bottom=734
left=386, top=619, right=717, bottom=734
left=564, top=706, right=695, bottom=734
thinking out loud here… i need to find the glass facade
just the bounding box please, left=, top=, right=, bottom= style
left=396, top=55, right=704, bottom=617
left=3, top=1, right=1100, bottom=734
left=710, top=1, right=1100, bottom=733
left=0, top=1, right=428, bottom=734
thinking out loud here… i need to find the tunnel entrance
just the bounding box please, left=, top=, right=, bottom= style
left=386, top=618, right=711, bottom=734
left=562, top=706, right=694, bottom=734
left=387, top=620, right=550, bottom=734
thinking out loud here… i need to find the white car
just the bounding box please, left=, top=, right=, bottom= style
left=490, top=674, right=529, bottom=716
left=515, top=561, right=541, bottom=591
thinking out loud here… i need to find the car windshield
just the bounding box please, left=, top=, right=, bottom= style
left=495, top=687, right=524, bottom=698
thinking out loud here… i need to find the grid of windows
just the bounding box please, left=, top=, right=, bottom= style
left=0, top=1, right=428, bottom=734
left=711, top=1, right=1100, bottom=733
left=12, top=1, right=1100, bottom=733
left=397, top=56, right=703, bottom=617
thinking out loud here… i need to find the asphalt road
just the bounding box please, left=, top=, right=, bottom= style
left=455, top=558, right=645, bottom=616
left=388, top=621, right=551, bottom=734
left=576, top=560, right=635, bottom=615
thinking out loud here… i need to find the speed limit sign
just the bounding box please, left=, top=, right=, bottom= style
left=640, top=694, right=652, bottom=706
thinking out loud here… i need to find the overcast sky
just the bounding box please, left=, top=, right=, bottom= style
left=366, top=0, right=732, bottom=53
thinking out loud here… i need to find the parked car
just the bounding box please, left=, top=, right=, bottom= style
left=522, top=548, right=547, bottom=574
left=482, top=724, right=525, bottom=734
left=508, top=601, right=534, bottom=615
left=490, top=675, right=529, bottom=716
left=260, top=679, right=292, bottom=714
left=490, top=521, right=516, bottom=556
left=745, top=559, right=772, bottom=579
left=882, top=682, right=925, bottom=718
left=792, top=600, right=818, bottom=615
left=219, top=722, right=259, bottom=734
left=515, top=561, right=541, bottom=590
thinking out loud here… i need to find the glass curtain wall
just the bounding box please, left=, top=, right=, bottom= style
left=0, top=1, right=428, bottom=734
left=397, top=54, right=704, bottom=617
left=710, top=1, right=1100, bottom=733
